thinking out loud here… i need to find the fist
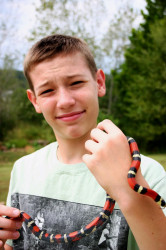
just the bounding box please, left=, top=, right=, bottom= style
left=82, top=119, right=132, bottom=201
left=0, top=205, right=23, bottom=248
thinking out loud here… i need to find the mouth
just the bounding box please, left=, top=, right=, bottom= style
left=56, top=111, right=85, bottom=122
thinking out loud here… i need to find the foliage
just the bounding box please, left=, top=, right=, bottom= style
left=30, top=0, right=138, bottom=71
left=12, top=87, right=43, bottom=124
left=4, top=139, right=28, bottom=149
left=0, top=150, right=28, bottom=203
left=0, top=64, right=44, bottom=141
left=4, top=121, right=55, bottom=148
left=0, top=57, right=21, bottom=140
left=30, top=0, right=106, bottom=65
left=1, top=0, right=166, bottom=153
left=112, top=0, right=166, bottom=151
left=29, top=0, right=138, bottom=118
left=97, top=110, right=119, bottom=127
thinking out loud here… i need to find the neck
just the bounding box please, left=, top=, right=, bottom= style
left=56, top=133, right=90, bottom=164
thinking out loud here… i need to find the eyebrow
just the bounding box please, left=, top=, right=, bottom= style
left=65, top=74, right=86, bottom=79
left=36, top=74, right=88, bottom=92
left=36, top=81, right=49, bottom=92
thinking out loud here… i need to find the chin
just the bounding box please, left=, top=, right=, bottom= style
left=66, top=127, right=90, bottom=140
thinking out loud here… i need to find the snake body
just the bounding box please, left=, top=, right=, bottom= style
left=19, top=137, right=166, bottom=244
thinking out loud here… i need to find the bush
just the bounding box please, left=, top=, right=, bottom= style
left=98, top=110, right=120, bottom=126
left=5, top=139, right=28, bottom=149
left=3, top=121, right=55, bottom=149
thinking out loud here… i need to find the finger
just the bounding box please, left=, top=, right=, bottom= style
left=0, top=229, right=20, bottom=240
left=85, top=139, right=99, bottom=153
left=0, top=205, right=20, bottom=218
left=90, top=128, right=108, bottom=142
left=0, top=217, right=22, bottom=230
left=97, top=119, right=119, bottom=134
left=0, top=240, right=4, bottom=248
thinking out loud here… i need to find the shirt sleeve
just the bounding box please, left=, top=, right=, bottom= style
left=127, top=154, right=166, bottom=250
left=140, top=154, right=166, bottom=215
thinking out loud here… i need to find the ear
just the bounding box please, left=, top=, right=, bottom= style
left=96, top=69, right=106, bottom=97
left=27, top=89, right=42, bottom=113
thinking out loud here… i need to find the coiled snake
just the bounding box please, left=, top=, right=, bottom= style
left=12, top=137, right=166, bottom=243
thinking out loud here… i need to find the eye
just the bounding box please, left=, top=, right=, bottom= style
left=71, top=81, right=83, bottom=86
left=41, top=89, right=54, bottom=95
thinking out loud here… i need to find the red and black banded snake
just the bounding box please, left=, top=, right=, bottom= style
left=7, top=137, right=166, bottom=243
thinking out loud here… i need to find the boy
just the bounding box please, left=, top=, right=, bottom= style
left=0, top=34, right=166, bottom=249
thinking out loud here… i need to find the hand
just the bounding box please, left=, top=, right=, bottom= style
left=0, top=205, right=22, bottom=248
left=82, top=119, right=133, bottom=201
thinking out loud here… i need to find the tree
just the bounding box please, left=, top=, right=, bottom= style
left=0, top=56, right=19, bottom=140
left=0, top=0, right=21, bottom=67
left=112, top=0, right=166, bottom=151
left=141, top=0, right=166, bottom=35
left=28, top=0, right=140, bottom=125
left=30, top=0, right=139, bottom=72
left=30, top=0, right=106, bottom=64
left=100, top=4, right=137, bottom=114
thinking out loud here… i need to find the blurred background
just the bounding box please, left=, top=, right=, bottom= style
left=0, top=0, right=166, bottom=203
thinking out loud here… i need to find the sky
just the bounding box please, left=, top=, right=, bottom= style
left=0, top=0, right=147, bottom=70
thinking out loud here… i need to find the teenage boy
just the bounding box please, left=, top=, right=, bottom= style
left=0, top=34, right=166, bottom=250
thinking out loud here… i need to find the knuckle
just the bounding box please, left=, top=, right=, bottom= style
left=83, top=154, right=95, bottom=169
left=104, top=118, right=110, bottom=123
left=8, top=230, right=20, bottom=239
left=84, top=140, right=90, bottom=148
left=0, top=217, right=19, bottom=231
left=100, top=118, right=109, bottom=123
left=0, top=230, right=18, bottom=240
left=88, top=155, right=98, bottom=168
left=9, top=219, right=20, bottom=230
left=90, top=128, right=97, bottom=137
left=15, top=222, right=22, bottom=229
left=13, top=231, right=20, bottom=239
left=0, top=205, right=5, bottom=214
left=116, top=131, right=126, bottom=142
left=102, top=119, right=110, bottom=125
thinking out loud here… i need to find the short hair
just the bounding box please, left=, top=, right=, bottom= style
left=24, top=34, right=97, bottom=90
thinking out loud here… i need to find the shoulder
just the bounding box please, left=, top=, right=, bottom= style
left=141, top=154, right=166, bottom=187
left=141, top=154, right=165, bottom=175
left=141, top=155, right=166, bottom=215
left=13, top=142, right=58, bottom=170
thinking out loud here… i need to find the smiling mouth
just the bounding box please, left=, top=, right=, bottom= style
left=56, top=111, right=85, bottom=121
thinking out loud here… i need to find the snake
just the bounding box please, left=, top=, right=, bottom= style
left=5, top=137, right=166, bottom=244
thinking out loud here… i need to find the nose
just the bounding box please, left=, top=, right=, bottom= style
left=56, top=88, right=75, bottom=109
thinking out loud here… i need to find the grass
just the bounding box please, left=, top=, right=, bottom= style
left=147, top=154, right=166, bottom=170
left=0, top=150, right=28, bottom=203
left=0, top=150, right=166, bottom=204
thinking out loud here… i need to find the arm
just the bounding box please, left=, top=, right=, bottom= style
left=0, top=205, right=22, bottom=250
left=83, top=119, right=166, bottom=250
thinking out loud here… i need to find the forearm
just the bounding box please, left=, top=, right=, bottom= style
left=116, top=188, right=166, bottom=250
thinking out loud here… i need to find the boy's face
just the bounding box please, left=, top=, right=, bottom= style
left=27, top=52, right=106, bottom=142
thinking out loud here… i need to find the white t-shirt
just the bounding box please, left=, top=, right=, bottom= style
left=6, top=142, right=166, bottom=249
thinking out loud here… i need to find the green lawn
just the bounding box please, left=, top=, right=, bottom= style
left=0, top=150, right=166, bottom=204
left=147, top=154, right=166, bottom=170
left=0, top=150, right=28, bottom=203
